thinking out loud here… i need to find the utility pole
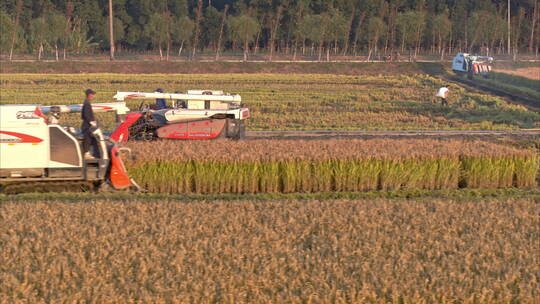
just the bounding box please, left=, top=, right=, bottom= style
left=508, top=0, right=511, bottom=54
left=108, top=0, right=115, bottom=60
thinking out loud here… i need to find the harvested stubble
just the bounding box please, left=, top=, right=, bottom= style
left=1, top=73, right=538, bottom=131
left=125, top=139, right=539, bottom=194
left=1, top=198, right=538, bottom=303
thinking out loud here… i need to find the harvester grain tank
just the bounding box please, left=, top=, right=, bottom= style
left=0, top=103, right=137, bottom=192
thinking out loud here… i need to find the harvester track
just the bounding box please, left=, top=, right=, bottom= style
left=444, top=75, right=539, bottom=112
left=0, top=181, right=97, bottom=194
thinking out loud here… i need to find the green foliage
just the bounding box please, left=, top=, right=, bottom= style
left=227, top=14, right=259, bottom=45
left=0, top=0, right=537, bottom=57
left=172, top=15, right=194, bottom=45
left=0, top=10, right=14, bottom=53
left=397, top=11, right=419, bottom=50
left=143, top=12, right=169, bottom=50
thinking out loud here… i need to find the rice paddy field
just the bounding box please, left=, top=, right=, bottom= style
left=1, top=68, right=539, bottom=302
left=1, top=197, right=539, bottom=303
left=1, top=73, right=539, bottom=131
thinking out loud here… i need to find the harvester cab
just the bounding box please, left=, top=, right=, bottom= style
left=452, top=53, right=493, bottom=78
left=110, top=90, right=250, bottom=142
left=0, top=103, right=138, bottom=192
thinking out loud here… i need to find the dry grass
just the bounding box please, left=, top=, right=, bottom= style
left=1, top=198, right=538, bottom=303
left=124, top=139, right=539, bottom=193
left=495, top=67, right=540, bottom=80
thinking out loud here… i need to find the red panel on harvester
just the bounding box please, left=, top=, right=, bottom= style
left=110, top=113, right=143, bottom=142
left=109, top=147, right=132, bottom=189
left=157, top=119, right=226, bottom=139
left=157, top=122, right=188, bottom=139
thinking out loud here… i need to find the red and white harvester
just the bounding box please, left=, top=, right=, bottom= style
left=0, top=102, right=138, bottom=192
left=110, top=90, right=250, bottom=142
left=452, top=53, right=493, bottom=77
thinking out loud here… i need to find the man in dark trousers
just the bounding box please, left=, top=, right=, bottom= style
left=81, top=89, right=97, bottom=159
left=154, top=88, right=167, bottom=109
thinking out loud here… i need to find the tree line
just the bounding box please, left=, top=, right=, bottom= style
left=1, top=0, right=538, bottom=61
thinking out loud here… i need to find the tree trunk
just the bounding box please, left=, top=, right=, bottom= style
left=63, top=1, right=74, bottom=61
left=159, top=47, right=163, bottom=60
left=243, top=40, right=248, bottom=61
left=367, top=48, right=372, bottom=61
left=254, top=31, right=260, bottom=55
left=9, top=0, right=23, bottom=61
left=166, top=41, right=170, bottom=61
left=388, top=5, right=397, bottom=55
left=38, top=44, right=43, bottom=61
left=342, top=6, right=356, bottom=56
left=352, top=12, right=366, bottom=57
left=318, top=42, right=323, bottom=61
left=268, top=5, right=284, bottom=62
left=530, top=0, right=538, bottom=54
left=440, top=45, right=445, bottom=61
left=55, top=44, right=59, bottom=61
left=327, top=45, right=330, bottom=61
left=191, top=0, right=203, bottom=60
left=178, top=40, right=184, bottom=56
left=215, top=4, right=229, bottom=60
left=293, top=39, right=298, bottom=61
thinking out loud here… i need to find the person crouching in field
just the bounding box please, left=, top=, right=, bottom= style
left=436, top=85, right=450, bottom=106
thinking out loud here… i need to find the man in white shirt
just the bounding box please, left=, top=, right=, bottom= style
left=436, top=85, right=450, bottom=106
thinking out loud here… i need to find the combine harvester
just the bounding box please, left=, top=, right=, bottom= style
left=110, top=90, right=250, bottom=142
left=0, top=103, right=139, bottom=193
left=452, top=53, right=493, bottom=78
left=0, top=89, right=248, bottom=193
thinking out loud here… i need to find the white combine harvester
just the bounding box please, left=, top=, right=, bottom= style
left=452, top=53, right=493, bottom=78
left=110, top=90, right=250, bottom=141
left=0, top=103, right=136, bottom=192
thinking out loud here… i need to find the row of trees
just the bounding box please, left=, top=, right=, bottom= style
left=1, top=0, right=538, bottom=61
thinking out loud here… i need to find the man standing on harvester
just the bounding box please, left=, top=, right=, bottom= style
left=82, top=89, right=97, bottom=159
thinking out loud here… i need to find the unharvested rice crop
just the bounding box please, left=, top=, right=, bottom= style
left=1, top=198, right=538, bottom=303
left=125, top=139, right=539, bottom=194
left=1, top=73, right=538, bottom=130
